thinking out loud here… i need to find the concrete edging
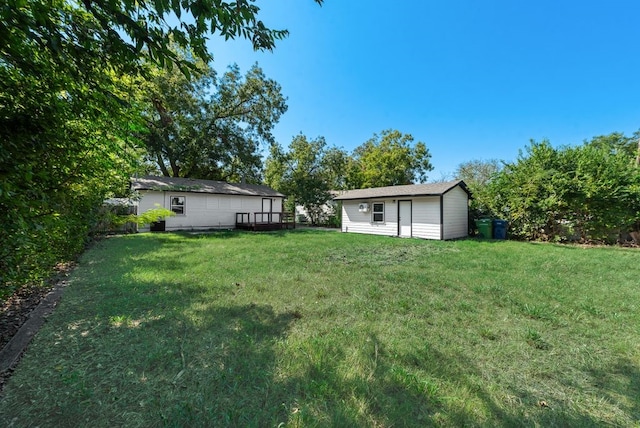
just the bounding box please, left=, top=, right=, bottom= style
left=0, top=281, right=69, bottom=373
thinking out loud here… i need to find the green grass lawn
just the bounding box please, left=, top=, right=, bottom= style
left=1, top=230, right=639, bottom=427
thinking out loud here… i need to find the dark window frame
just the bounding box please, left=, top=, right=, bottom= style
left=372, top=202, right=385, bottom=223
left=170, top=195, right=186, bottom=215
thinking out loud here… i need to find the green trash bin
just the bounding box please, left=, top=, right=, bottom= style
left=476, top=218, right=493, bottom=239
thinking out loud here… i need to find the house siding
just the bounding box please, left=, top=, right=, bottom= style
left=442, top=186, right=469, bottom=240
left=342, top=199, right=398, bottom=236
left=138, top=190, right=283, bottom=231
left=342, top=197, right=441, bottom=239
left=410, top=197, right=441, bottom=240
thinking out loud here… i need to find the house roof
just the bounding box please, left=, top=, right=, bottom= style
left=131, top=176, right=285, bottom=198
left=104, top=197, right=138, bottom=206
left=333, top=180, right=470, bottom=200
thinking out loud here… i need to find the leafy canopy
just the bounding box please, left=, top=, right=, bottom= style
left=483, top=134, right=640, bottom=243
left=143, top=53, right=287, bottom=182
left=265, top=134, right=343, bottom=224
left=454, top=159, right=502, bottom=216
left=347, top=129, right=433, bottom=189
left=1, top=0, right=324, bottom=74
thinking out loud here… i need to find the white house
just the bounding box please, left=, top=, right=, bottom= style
left=131, top=176, right=286, bottom=231
left=333, top=180, right=471, bottom=240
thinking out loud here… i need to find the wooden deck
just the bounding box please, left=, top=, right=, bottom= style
left=235, top=212, right=296, bottom=231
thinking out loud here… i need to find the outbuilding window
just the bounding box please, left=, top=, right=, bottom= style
left=170, top=196, right=185, bottom=215
left=372, top=202, right=384, bottom=223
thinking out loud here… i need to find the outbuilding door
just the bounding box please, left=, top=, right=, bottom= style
left=398, top=200, right=412, bottom=237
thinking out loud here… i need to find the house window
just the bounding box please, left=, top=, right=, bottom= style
left=372, top=202, right=384, bottom=223
left=170, top=196, right=185, bottom=215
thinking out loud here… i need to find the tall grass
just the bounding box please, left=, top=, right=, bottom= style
left=1, top=231, right=638, bottom=426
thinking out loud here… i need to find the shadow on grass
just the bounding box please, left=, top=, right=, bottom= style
left=144, top=302, right=303, bottom=426
left=278, top=332, right=614, bottom=426
left=586, top=358, right=640, bottom=423
left=161, top=228, right=335, bottom=240
left=0, top=288, right=304, bottom=425
left=2, top=233, right=637, bottom=426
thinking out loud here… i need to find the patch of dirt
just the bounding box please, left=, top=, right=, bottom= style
left=0, top=262, right=75, bottom=392
left=0, top=284, right=52, bottom=350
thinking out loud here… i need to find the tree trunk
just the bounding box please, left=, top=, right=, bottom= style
left=156, top=153, right=170, bottom=177
left=169, top=158, right=180, bottom=177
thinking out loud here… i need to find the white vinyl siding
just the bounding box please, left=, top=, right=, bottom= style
left=410, top=197, right=441, bottom=240
left=341, top=200, right=397, bottom=236
left=137, top=191, right=283, bottom=231
left=442, top=186, right=469, bottom=240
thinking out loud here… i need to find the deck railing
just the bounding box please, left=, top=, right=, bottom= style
left=235, top=212, right=296, bottom=231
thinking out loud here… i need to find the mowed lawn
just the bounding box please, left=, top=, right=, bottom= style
left=1, top=230, right=638, bottom=427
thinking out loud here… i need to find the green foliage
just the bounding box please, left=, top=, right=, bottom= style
left=265, top=134, right=346, bottom=225
left=565, top=144, right=640, bottom=241
left=107, top=206, right=176, bottom=230
left=0, top=0, right=322, bottom=293
left=454, top=159, right=502, bottom=217
left=0, top=35, right=143, bottom=292
left=483, top=135, right=640, bottom=242
left=144, top=57, right=287, bottom=182
left=1, top=0, right=324, bottom=76
left=321, top=146, right=352, bottom=191
left=586, top=131, right=640, bottom=159
left=325, top=201, right=343, bottom=228
left=347, top=129, right=433, bottom=188
left=132, top=207, right=176, bottom=227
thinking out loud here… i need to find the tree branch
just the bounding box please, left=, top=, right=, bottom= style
left=214, top=94, right=257, bottom=120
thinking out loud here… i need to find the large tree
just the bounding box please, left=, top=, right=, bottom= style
left=346, top=130, right=433, bottom=188
left=265, top=134, right=347, bottom=224
left=0, top=0, right=322, bottom=293
left=144, top=58, right=287, bottom=182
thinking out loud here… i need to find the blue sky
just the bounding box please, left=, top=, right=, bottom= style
left=206, top=0, right=640, bottom=181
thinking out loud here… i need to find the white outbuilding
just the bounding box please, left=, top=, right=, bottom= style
left=333, top=180, right=471, bottom=240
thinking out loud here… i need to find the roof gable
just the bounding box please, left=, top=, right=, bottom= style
left=333, top=180, right=471, bottom=200
left=131, top=176, right=285, bottom=198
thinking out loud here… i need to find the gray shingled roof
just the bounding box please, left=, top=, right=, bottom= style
left=131, top=176, right=285, bottom=197
left=333, top=180, right=470, bottom=200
